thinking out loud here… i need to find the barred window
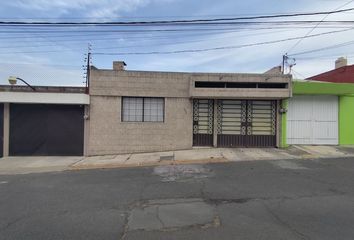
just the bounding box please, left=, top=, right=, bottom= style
left=122, top=97, right=164, bottom=122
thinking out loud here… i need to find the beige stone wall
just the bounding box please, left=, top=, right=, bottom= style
left=90, top=70, right=190, bottom=98
left=86, top=96, right=193, bottom=155
left=90, top=69, right=291, bottom=99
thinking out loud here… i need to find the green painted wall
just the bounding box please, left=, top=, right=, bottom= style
left=293, top=80, right=354, bottom=95
left=280, top=80, right=354, bottom=147
left=280, top=99, right=288, bottom=148
left=339, top=96, right=354, bottom=145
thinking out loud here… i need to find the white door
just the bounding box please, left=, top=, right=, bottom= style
left=287, top=95, right=338, bottom=145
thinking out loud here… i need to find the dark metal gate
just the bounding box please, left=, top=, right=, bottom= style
left=193, top=99, right=214, bottom=146
left=0, top=104, right=3, bottom=158
left=9, top=104, right=84, bottom=156
left=217, top=100, right=276, bottom=147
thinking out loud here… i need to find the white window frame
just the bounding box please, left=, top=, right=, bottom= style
left=121, top=97, right=165, bottom=122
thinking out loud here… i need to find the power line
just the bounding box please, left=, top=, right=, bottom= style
left=0, top=8, right=353, bottom=26
left=0, top=29, right=292, bottom=50
left=291, top=69, right=308, bottom=79
left=1, top=23, right=353, bottom=34
left=1, top=26, right=352, bottom=36
left=92, top=28, right=354, bottom=56
left=0, top=28, right=244, bottom=40
left=295, top=52, right=354, bottom=60
left=0, top=10, right=345, bottom=20
left=0, top=21, right=353, bottom=34
left=1, top=20, right=354, bottom=28
left=286, top=0, right=354, bottom=53
left=289, top=40, right=354, bottom=56
left=2, top=25, right=351, bottom=44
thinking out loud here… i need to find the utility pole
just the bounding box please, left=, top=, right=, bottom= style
left=84, top=43, right=92, bottom=94
left=282, top=54, right=287, bottom=74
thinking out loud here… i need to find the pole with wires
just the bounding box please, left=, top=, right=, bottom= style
left=282, top=54, right=287, bottom=74
left=84, top=43, right=92, bottom=94
left=282, top=54, right=297, bottom=74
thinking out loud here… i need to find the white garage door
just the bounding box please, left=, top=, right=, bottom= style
left=287, top=95, right=338, bottom=145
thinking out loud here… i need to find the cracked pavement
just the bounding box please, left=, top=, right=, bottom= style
left=1, top=157, right=354, bottom=239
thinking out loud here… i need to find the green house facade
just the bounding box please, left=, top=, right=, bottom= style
left=281, top=80, right=354, bottom=147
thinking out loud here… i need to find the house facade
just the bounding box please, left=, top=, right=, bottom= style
left=280, top=58, right=354, bottom=146
left=281, top=80, right=354, bottom=147
left=84, top=61, right=292, bottom=155
left=3, top=60, right=354, bottom=157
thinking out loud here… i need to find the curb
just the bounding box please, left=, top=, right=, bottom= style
left=69, top=157, right=229, bottom=171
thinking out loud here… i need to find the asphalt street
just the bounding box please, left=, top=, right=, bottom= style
left=1, top=157, right=354, bottom=240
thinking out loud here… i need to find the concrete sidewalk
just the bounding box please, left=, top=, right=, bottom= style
left=70, top=145, right=354, bottom=170
left=1, top=145, right=354, bottom=175
left=0, top=156, right=83, bottom=175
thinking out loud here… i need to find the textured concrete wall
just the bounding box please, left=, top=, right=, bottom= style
left=90, top=69, right=291, bottom=98
left=90, top=70, right=190, bottom=97
left=86, top=96, right=192, bottom=155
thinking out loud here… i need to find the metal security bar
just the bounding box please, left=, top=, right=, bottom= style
left=193, top=99, right=214, bottom=146
left=249, top=100, right=276, bottom=136
left=217, top=100, right=276, bottom=147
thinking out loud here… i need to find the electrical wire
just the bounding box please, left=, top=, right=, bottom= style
left=289, top=40, right=354, bottom=56
left=296, top=52, right=354, bottom=60
left=0, top=8, right=353, bottom=26
left=0, top=27, right=349, bottom=54
left=1, top=22, right=353, bottom=34
left=286, top=0, right=354, bottom=53
left=92, top=28, right=354, bottom=56
left=0, top=29, right=292, bottom=49
left=1, top=20, right=354, bottom=28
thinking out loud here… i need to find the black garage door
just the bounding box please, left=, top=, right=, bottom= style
left=9, top=104, right=84, bottom=156
left=0, top=104, right=3, bottom=158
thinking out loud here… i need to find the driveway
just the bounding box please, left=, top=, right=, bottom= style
left=1, top=157, right=354, bottom=239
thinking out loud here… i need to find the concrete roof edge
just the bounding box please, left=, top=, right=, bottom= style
left=90, top=68, right=291, bottom=78
left=0, top=85, right=86, bottom=93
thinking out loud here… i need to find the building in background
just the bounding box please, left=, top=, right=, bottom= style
left=308, top=57, right=354, bottom=83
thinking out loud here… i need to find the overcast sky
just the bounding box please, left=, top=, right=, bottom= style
left=0, top=0, right=353, bottom=86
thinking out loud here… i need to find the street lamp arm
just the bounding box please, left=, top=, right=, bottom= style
left=16, top=77, right=36, bottom=91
